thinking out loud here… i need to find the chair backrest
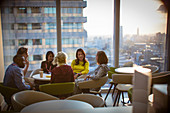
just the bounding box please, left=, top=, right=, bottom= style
left=112, top=74, right=133, bottom=84
left=0, top=83, right=19, bottom=106
left=11, top=90, right=59, bottom=112
left=66, top=94, right=104, bottom=107
left=78, top=76, right=108, bottom=89
left=39, top=82, right=75, bottom=96
left=142, top=65, right=159, bottom=74
left=30, top=69, right=41, bottom=77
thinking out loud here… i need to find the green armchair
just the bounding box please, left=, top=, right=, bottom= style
left=108, top=67, right=117, bottom=79
left=0, top=83, right=20, bottom=111
left=39, top=82, right=75, bottom=99
left=127, top=87, right=133, bottom=103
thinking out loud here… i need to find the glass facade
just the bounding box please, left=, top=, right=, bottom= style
left=1, top=0, right=168, bottom=89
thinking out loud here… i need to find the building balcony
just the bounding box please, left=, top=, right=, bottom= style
left=2, top=14, right=87, bottom=23
left=1, top=1, right=87, bottom=8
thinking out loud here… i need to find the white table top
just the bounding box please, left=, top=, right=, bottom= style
left=32, top=73, right=51, bottom=81
left=22, top=106, right=132, bottom=113
left=21, top=100, right=94, bottom=112
left=115, top=67, right=135, bottom=74
left=115, top=67, right=150, bottom=74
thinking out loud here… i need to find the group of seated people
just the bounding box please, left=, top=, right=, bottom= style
left=3, top=47, right=110, bottom=94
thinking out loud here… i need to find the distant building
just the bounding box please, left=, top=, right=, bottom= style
left=1, top=0, right=87, bottom=70
left=119, top=26, right=123, bottom=49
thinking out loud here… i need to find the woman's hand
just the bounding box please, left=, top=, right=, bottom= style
left=84, top=75, right=90, bottom=80
left=74, top=74, right=79, bottom=79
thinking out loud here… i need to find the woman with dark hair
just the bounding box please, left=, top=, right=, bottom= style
left=41, top=51, right=57, bottom=74
left=74, top=51, right=110, bottom=94
left=71, top=48, right=89, bottom=79
left=84, top=51, right=110, bottom=80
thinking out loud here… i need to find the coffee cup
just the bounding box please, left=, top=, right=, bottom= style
left=39, top=71, right=43, bottom=78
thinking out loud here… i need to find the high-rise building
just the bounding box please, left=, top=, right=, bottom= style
left=1, top=0, right=87, bottom=70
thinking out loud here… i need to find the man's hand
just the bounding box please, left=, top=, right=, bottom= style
left=25, top=58, right=29, bottom=66
left=23, top=58, right=29, bottom=76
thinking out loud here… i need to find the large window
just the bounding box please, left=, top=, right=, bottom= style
left=32, top=39, right=42, bottom=45
left=31, top=7, right=41, bottom=13
left=1, top=0, right=168, bottom=77
left=45, top=23, right=56, bottom=30
left=46, top=38, right=57, bottom=45
left=18, top=39, right=28, bottom=46
left=33, top=55, right=42, bottom=61
left=4, top=40, right=15, bottom=46
left=32, top=23, right=41, bottom=30
left=120, top=0, right=167, bottom=71
left=62, top=38, right=82, bottom=45
left=83, top=0, right=113, bottom=73
left=44, top=7, right=56, bottom=14
left=18, top=23, right=27, bottom=30
left=3, top=7, right=13, bottom=14
left=17, top=7, right=27, bottom=13
left=61, top=8, right=82, bottom=14
left=62, top=23, right=82, bottom=29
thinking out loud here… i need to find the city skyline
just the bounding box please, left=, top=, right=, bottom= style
left=83, top=0, right=167, bottom=37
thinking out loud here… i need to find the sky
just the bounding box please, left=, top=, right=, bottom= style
left=83, top=0, right=167, bottom=37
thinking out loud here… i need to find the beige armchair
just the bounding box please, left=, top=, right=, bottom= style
left=112, top=74, right=133, bottom=106
left=78, top=76, right=108, bottom=97
left=66, top=94, right=105, bottom=107
left=11, top=90, right=59, bottom=112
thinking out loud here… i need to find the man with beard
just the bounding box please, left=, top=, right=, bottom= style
left=3, top=54, right=32, bottom=90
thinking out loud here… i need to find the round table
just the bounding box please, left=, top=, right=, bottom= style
left=32, top=73, right=51, bottom=81
left=21, top=100, right=94, bottom=112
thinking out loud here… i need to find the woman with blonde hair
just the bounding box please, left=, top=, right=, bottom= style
left=51, top=51, right=74, bottom=83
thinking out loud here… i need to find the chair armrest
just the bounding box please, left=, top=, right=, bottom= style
left=78, top=76, right=108, bottom=89
left=152, top=71, right=170, bottom=77
left=152, top=73, right=170, bottom=84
